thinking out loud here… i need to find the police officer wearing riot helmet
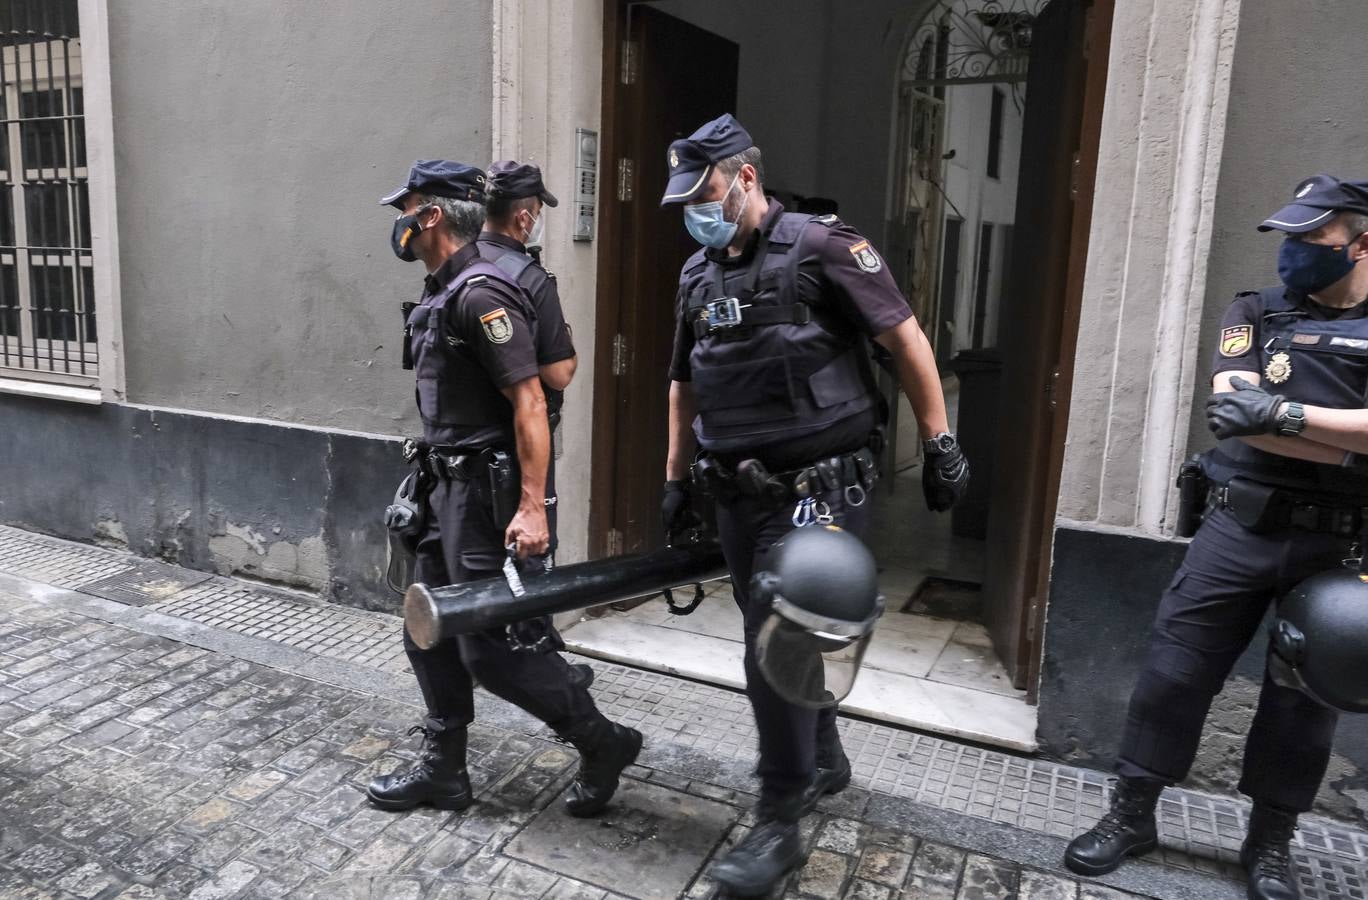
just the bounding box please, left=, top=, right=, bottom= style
left=1065, top=175, right=1368, bottom=900
left=478, top=161, right=577, bottom=431
left=367, top=160, right=641, bottom=818
left=660, top=115, right=969, bottom=896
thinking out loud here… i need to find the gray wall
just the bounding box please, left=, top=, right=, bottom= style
left=0, top=394, right=405, bottom=610
left=107, top=0, right=493, bottom=435
left=1188, top=0, right=1368, bottom=453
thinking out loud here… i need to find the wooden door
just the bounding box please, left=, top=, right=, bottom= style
left=589, top=5, right=739, bottom=556
left=981, top=0, right=1112, bottom=689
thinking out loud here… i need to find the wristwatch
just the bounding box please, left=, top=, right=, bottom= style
left=1276, top=401, right=1307, bottom=437
left=923, top=432, right=957, bottom=455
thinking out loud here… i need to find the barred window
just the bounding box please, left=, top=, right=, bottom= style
left=0, top=0, right=94, bottom=385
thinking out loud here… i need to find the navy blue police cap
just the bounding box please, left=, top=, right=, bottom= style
left=1258, top=174, right=1368, bottom=233
left=380, top=160, right=487, bottom=209
left=660, top=113, right=754, bottom=207
left=487, top=160, right=559, bottom=207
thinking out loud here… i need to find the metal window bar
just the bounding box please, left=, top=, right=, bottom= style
left=0, top=0, right=94, bottom=385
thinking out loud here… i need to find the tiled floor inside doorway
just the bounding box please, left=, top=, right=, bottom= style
left=562, top=379, right=1038, bottom=751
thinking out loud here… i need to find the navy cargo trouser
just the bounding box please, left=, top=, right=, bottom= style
left=1117, top=506, right=1351, bottom=811
left=402, top=466, right=596, bottom=734
left=715, top=482, right=870, bottom=799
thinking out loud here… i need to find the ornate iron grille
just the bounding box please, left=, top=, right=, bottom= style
left=0, top=0, right=94, bottom=384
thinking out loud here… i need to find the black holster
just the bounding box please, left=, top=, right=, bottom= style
left=487, top=449, right=519, bottom=532
left=1175, top=455, right=1209, bottom=538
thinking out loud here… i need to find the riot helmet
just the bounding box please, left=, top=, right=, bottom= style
left=753, top=525, right=884, bottom=709
left=1269, top=562, right=1368, bottom=714
left=383, top=471, right=428, bottom=596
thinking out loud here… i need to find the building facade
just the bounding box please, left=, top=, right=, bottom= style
left=0, top=0, right=1363, bottom=821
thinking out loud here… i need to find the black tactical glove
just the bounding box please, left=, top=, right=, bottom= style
left=1205, top=376, right=1285, bottom=439
left=661, top=479, right=699, bottom=543
left=922, top=433, right=970, bottom=512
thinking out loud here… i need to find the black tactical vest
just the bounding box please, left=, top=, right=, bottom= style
left=477, top=240, right=566, bottom=423
left=680, top=213, right=878, bottom=453
left=1205, top=286, right=1368, bottom=498
left=404, top=259, right=523, bottom=446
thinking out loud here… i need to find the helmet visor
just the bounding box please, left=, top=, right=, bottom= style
left=385, top=529, right=418, bottom=597
left=755, top=613, right=873, bottom=708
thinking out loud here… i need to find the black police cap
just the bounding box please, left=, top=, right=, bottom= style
left=486, top=160, right=559, bottom=208
left=660, top=113, right=754, bottom=207
left=380, top=160, right=487, bottom=209
left=1258, top=174, right=1368, bottom=233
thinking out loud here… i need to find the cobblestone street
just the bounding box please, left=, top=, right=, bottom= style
left=0, top=526, right=1363, bottom=899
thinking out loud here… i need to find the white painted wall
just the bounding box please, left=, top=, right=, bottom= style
left=941, top=81, right=1025, bottom=351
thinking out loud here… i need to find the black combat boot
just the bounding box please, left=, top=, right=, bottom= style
left=1240, top=802, right=1300, bottom=900
left=1064, top=777, right=1164, bottom=876
left=804, top=725, right=852, bottom=812
left=708, top=792, right=807, bottom=897
left=559, top=713, right=643, bottom=817
left=366, top=718, right=472, bottom=811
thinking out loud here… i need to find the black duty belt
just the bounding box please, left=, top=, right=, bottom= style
left=693, top=447, right=879, bottom=507
left=401, top=439, right=495, bottom=481
left=1208, top=483, right=1364, bottom=538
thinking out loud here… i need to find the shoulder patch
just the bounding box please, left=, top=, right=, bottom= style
left=1219, top=324, right=1252, bottom=358
left=479, top=308, right=513, bottom=344
left=848, top=239, right=883, bottom=274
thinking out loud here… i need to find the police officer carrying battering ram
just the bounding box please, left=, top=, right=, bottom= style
left=367, top=160, right=641, bottom=818
left=478, top=161, right=577, bottom=435
left=659, top=115, right=969, bottom=896
left=1064, top=175, right=1368, bottom=900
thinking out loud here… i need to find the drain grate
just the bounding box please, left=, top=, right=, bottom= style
left=76, top=561, right=214, bottom=607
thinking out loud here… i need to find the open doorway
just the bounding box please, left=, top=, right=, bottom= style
left=579, top=0, right=1111, bottom=750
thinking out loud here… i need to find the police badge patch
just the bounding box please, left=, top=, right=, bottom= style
left=669, top=149, right=680, bottom=169
left=1219, top=324, right=1252, bottom=357
left=849, top=239, right=882, bottom=274
left=480, top=308, right=513, bottom=344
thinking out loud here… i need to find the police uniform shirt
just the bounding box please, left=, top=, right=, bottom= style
left=667, top=201, right=913, bottom=466
left=477, top=232, right=576, bottom=367
left=419, top=244, right=540, bottom=450
left=1213, top=288, right=1368, bottom=376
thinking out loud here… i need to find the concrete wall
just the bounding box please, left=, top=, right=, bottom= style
left=0, top=394, right=404, bottom=610
left=106, top=0, right=493, bottom=435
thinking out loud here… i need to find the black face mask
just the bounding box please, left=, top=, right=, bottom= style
left=391, top=209, right=428, bottom=262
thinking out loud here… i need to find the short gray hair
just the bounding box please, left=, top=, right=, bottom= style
left=415, top=195, right=484, bottom=243
left=1339, top=211, right=1368, bottom=239
left=715, top=146, right=765, bottom=186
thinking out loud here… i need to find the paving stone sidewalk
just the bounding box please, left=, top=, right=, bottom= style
left=0, top=526, right=1363, bottom=899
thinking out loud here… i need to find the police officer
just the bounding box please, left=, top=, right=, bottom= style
left=659, top=115, right=969, bottom=896
left=367, top=160, right=641, bottom=818
left=1065, top=175, right=1368, bottom=900
left=478, top=160, right=577, bottom=433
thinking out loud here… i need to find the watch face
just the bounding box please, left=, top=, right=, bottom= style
left=926, top=434, right=954, bottom=454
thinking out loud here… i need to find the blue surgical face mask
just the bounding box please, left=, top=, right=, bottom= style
left=1278, top=234, right=1361, bottom=295
left=684, top=171, right=748, bottom=249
